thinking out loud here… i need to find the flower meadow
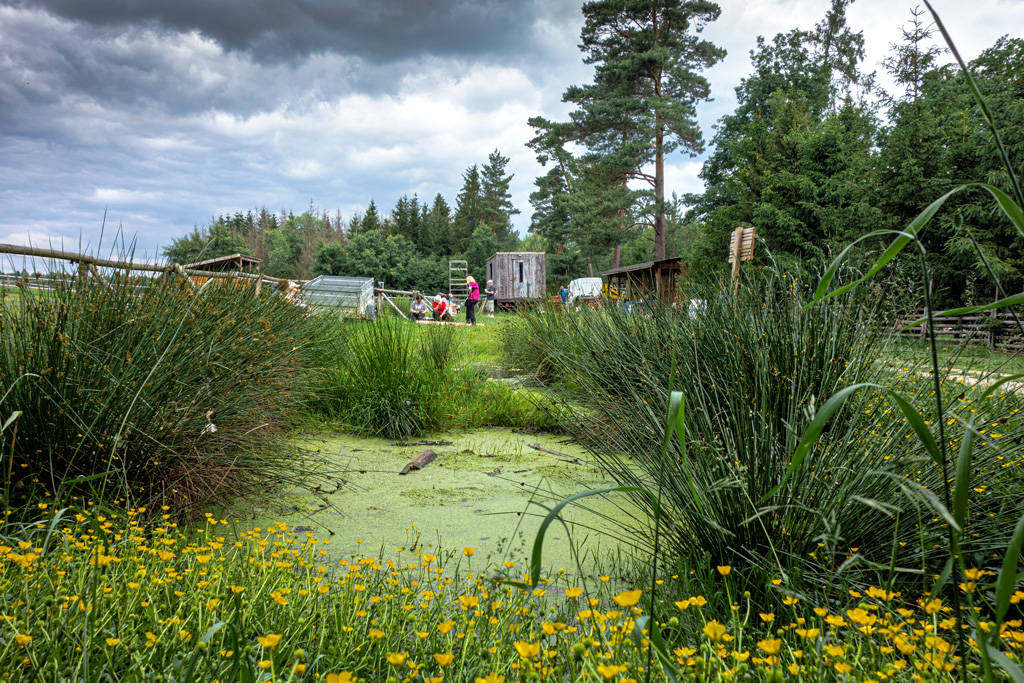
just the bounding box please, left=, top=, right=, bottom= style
left=3, top=506, right=1024, bottom=683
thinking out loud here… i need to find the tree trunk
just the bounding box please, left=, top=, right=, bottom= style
left=654, top=126, right=666, bottom=261
left=587, top=258, right=594, bottom=277
left=613, top=244, right=621, bottom=269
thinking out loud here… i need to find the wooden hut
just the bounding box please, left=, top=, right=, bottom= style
left=183, top=253, right=261, bottom=287
left=601, top=257, right=682, bottom=304
left=485, top=252, right=546, bottom=305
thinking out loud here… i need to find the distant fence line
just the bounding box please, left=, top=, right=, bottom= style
left=0, top=243, right=284, bottom=292
left=887, top=311, right=1024, bottom=352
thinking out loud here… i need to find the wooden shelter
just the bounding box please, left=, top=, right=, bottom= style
left=485, top=252, right=546, bottom=304
left=601, top=257, right=683, bottom=304
left=183, top=253, right=261, bottom=287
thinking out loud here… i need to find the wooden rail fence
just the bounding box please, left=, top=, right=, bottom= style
left=890, top=312, right=1024, bottom=351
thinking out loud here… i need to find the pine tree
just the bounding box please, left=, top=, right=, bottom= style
left=420, top=193, right=453, bottom=256
left=392, top=194, right=422, bottom=246
left=479, top=150, right=520, bottom=245
left=529, top=0, right=726, bottom=261
left=452, top=166, right=483, bottom=253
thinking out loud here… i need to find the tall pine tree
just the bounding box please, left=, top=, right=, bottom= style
left=529, top=0, right=726, bottom=261
left=479, top=149, right=520, bottom=245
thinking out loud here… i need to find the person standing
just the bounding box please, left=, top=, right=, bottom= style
left=559, top=285, right=570, bottom=307
left=484, top=279, right=497, bottom=318
left=465, top=276, right=480, bottom=326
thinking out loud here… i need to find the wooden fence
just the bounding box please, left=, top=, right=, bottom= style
left=890, top=312, right=1024, bottom=351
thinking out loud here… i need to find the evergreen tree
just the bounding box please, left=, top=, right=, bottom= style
left=462, top=222, right=502, bottom=285
left=361, top=200, right=384, bottom=235
left=479, top=150, right=520, bottom=245
left=452, top=165, right=483, bottom=253
left=392, top=194, right=422, bottom=246
left=684, top=0, right=878, bottom=270
left=529, top=0, right=726, bottom=261
left=419, top=194, right=453, bottom=256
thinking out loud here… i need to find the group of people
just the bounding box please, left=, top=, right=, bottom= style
left=409, top=277, right=497, bottom=326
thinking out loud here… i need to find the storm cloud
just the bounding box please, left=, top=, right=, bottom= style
left=10, top=0, right=541, bottom=63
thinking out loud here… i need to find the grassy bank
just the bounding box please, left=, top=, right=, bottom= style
left=312, top=316, right=558, bottom=439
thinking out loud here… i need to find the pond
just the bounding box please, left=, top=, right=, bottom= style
left=237, top=428, right=645, bottom=576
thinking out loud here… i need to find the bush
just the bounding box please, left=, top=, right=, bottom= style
left=315, top=317, right=561, bottom=438
left=503, top=270, right=1024, bottom=590
left=0, top=273, right=332, bottom=514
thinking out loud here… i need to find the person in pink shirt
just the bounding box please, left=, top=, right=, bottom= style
left=465, top=276, right=480, bottom=326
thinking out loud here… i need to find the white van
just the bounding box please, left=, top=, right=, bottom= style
left=567, top=277, right=603, bottom=304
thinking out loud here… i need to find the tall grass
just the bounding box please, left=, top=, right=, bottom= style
left=504, top=272, right=1024, bottom=592
left=315, top=317, right=562, bottom=438
left=0, top=270, right=334, bottom=515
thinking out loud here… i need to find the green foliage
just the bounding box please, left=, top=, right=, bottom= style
left=528, top=0, right=726, bottom=263
left=503, top=273, right=1024, bottom=592
left=315, top=318, right=558, bottom=439
left=162, top=223, right=252, bottom=266
left=0, top=273, right=332, bottom=514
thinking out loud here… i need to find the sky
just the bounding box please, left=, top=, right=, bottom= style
left=1, top=0, right=1023, bottom=264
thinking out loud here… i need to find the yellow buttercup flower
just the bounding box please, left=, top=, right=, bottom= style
left=514, top=641, right=541, bottom=660
left=757, top=639, right=782, bottom=655
left=326, top=674, right=355, bottom=683
left=474, top=675, right=505, bottom=683
left=565, top=587, right=584, bottom=598
left=702, top=620, right=727, bottom=642
left=15, top=634, right=32, bottom=647
left=716, top=565, right=732, bottom=576
left=463, top=547, right=475, bottom=557
left=612, top=589, right=642, bottom=608
left=434, top=653, right=455, bottom=667
left=386, top=652, right=408, bottom=667
left=597, top=664, right=628, bottom=679
left=258, top=660, right=272, bottom=670
left=105, top=638, right=121, bottom=647
left=438, top=620, right=455, bottom=635
left=258, top=634, right=282, bottom=649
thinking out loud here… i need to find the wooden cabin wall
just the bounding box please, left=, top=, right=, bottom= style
left=485, top=252, right=545, bottom=301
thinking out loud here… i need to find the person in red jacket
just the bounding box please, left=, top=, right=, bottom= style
left=465, top=276, right=480, bottom=326
left=431, top=293, right=444, bottom=321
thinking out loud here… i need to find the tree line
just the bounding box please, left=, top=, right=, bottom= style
left=163, top=150, right=526, bottom=293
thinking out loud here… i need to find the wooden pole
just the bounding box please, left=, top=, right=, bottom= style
left=730, top=227, right=743, bottom=296
left=380, top=291, right=407, bottom=319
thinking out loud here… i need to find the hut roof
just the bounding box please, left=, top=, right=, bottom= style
left=183, top=253, right=261, bottom=272
left=601, top=257, right=682, bottom=277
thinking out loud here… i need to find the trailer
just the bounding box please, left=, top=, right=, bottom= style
left=484, top=252, right=545, bottom=305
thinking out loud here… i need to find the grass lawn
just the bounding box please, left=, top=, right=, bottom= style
left=880, top=336, right=1024, bottom=376
left=377, top=296, right=509, bottom=367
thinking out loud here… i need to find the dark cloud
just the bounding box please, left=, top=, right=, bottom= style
left=11, top=0, right=538, bottom=63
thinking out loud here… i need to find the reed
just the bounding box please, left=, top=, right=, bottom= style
left=0, top=270, right=333, bottom=515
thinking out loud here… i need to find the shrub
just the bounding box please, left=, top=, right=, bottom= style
left=0, top=272, right=332, bottom=514
left=505, top=271, right=1024, bottom=590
